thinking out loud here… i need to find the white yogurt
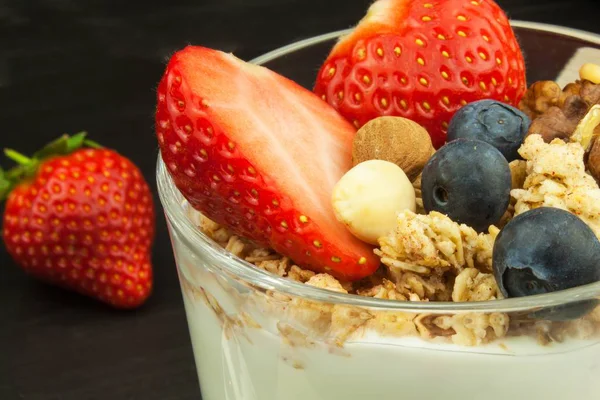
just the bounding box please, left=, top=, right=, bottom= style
left=175, top=259, right=600, bottom=400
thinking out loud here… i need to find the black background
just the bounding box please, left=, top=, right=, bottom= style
left=1, top=0, right=599, bottom=399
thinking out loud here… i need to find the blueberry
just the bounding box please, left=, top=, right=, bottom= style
left=447, top=100, right=531, bottom=162
left=421, top=139, right=511, bottom=232
left=493, top=207, right=600, bottom=321
left=531, top=300, right=599, bottom=321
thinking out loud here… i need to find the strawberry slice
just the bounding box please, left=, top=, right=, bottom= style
left=156, top=46, right=379, bottom=281
left=313, top=0, right=527, bottom=149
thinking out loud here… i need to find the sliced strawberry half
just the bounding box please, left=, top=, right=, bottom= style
left=156, top=46, right=379, bottom=281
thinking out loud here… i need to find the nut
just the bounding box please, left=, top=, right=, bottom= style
left=572, top=104, right=600, bottom=150
left=352, top=116, right=434, bottom=181
left=589, top=137, right=600, bottom=181
left=527, top=103, right=586, bottom=143
left=331, top=160, right=416, bottom=245
left=520, top=77, right=600, bottom=144
left=518, top=81, right=565, bottom=120
left=580, top=63, right=600, bottom=84
left=574, top=105, right=600, bottom=181
left=563, top=79, right=600, bottom=105
left=525, top=90, right=593, bottom=143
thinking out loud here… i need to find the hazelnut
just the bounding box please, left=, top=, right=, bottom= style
left=352, top=116, right=434, bottom=181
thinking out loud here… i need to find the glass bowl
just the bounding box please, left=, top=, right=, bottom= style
left=158, top=21, right=600, bottom=400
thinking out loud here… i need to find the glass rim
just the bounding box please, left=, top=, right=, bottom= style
left=250, top=20, right=600, bottom=65
left=157, top=21, right=600, bottom=314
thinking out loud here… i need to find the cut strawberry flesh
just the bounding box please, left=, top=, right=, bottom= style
left=156, top=46, right=380, bottom=280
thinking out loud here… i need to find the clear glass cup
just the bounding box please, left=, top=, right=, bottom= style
left=158, top=22, right=600, bottom=400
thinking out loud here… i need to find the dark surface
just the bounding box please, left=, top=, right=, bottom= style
left=0, top=0, right=599, bottom=399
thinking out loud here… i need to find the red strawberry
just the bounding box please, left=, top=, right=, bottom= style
left=1, top=134, right=155, bottom=309
left=313, top=0, right=527, bottom=149
left=156, top=46, right=379, bottom=281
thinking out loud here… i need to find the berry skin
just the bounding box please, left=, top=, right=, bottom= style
left=156, top=46, right=379, bottom=281
left=2, top=147, right=155, bottom=309
left=493, top=207, right=600, bottom=320
left=421, top=138, right=510, bottom=232
left=313, top=0, right=527, bottom=148
left=447, top=99, right=530, bottom=161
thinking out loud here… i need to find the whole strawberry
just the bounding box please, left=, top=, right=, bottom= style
left=1, top=133, right=155, bottom=309
left=313, top=0, right=527, bottom=148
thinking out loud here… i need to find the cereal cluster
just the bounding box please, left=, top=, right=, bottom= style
left=511, top=134, right=600, bottom=238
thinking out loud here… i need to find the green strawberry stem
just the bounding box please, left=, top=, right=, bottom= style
left=4, top=149, right=32, bottom=166
left=0, top=168, right=10, bottom=200
left=83, top=138, right=103, bottom=149
left=0, top=132, right=103, bottom=201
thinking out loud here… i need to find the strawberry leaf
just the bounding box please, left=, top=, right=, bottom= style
left=32, top=131, right=88, bottom=160
left=65, top=131, right=89, bottom=152
left=0, top=165, right=23, bottom=202
left=1, top=131, right=98, bottom=203
left=31, top=135, right=68, bottom=160
left=0, top=167, right=10, bottom=201
left=4, top=149, right=32, bottom=166
left=4, top=165, right=26, bottom=180
left=83, top=138, right=103, bottom=149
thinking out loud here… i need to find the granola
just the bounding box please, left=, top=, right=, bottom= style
left=375, top=210, right=498, bottom=275
left=429, top=312, right=509, bottom=346
left=511, top=134, right=600, bottom=238
left=452, top=268, right=502, bottom=302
